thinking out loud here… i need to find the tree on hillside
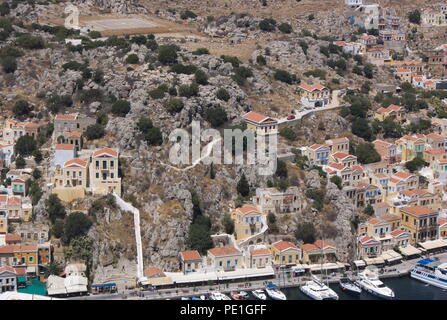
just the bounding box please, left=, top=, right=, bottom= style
left=63, top=211, right=93, bottom=245
left=295, top=222, right=316, bottom=244
left=237, top=173, right=250, bottom=197
left=223, top=213, right=235, bottom=234
left=45, top=194, right=66, bottom=223
left=15, top=135, right=37, bottom=156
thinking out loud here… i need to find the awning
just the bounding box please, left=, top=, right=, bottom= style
left=353, top=260, right=366, bottom=267
left=363, top=257, right=385, bottom=265
left=309, top=263, right=343, bottom=271
left=418, top=239, right=447, bottom=250
left=399, top=245, right=421, bottom=256
left=26, top=266, right=36, bottom=273
left=380, top=250, right=402, bottom=262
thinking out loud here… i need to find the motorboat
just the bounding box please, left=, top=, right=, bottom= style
left=191, top=297, right=201, bottom=300
left=355, top=268, right=395, bottom=299
left=411, top=258, right=447, bottom=290
left=339, top=277, right=362, bottom=294
left=251, top=289, right=267, bottom=300
left=181, top=297, right=190, bottom=300
left=265, top=284, right=287, bottom=300
left=300, top=276, right=339, bottom=300
left=230, top=291, right=248, bottom=300
left=239, top=291, right=250, bottom=299
left=209, top=291, right=231, bottom=300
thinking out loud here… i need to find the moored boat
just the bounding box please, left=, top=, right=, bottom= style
left=411, top=258, right=447, bottom=290
left=355, top=268, right=395, bottom=299
left=339, top=277, right=362, bottom=294
left=300, top=276, right=339, bottom=300
left=251, top=289, right=267, bottom=300
left=265, top=284, right=287, bottom=300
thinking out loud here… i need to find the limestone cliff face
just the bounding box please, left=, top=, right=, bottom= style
left=325, top=182, right=357, bottom=262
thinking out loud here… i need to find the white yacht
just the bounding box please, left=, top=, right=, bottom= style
left=265, top=284, right=287, bottom=300
left=209, top=291, right=231, bottom=300
left=356, top=269, right=395, bottom=299
left=251, top=289, right=267, bottom=300
left=300, top=276, right=339, bottom=300
left=411, top=258, right=447, bottom=290
left=339, top=277, right=362, bottom=294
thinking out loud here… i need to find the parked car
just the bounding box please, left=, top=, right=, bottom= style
left=287, top=115, right=295, bottom=120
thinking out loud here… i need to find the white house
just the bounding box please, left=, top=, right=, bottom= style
left=0, top=144, right=14, bottom=168
left=54, top=144, right=76, bottom=168
left=345, top=0, right=363, bottom=7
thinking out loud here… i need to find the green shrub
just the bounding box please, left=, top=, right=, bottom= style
left=165, top=98, right=184, bottom=113
left=148, top=87, right=165, bottom=99
left=158, top=45, right=179, bottom=65
left=216, top=88, right=230, bottom=101
left=205, top=106, right=228, bottom=127
left=278, top=23, right=292, bottom=33
left=12, top=100, right=30, bottom=117
left=259, top=18, right=276, bottom=32
left=1, top=56, right=16, bottom=73
left=192, top=47, right=210, bottom=55
left=178, top=83, right=199, bottom=97
left=256, top=55, right=267, bottom=65
left=125, top=54, right=139, bottom=64
left=220, top=55, right=240, bottom=68
left=180, top=10, right=197, bottom=20
left=279, top=127, right=296, bottom=141
left=194, top=69, right=208, bottom=85
left=274, top=69, right=297, bottom=84
left=16, top=34, right=45, bottom=49
left=85, top=124, right=105, bottom=140
left=111, top=99, right=131, bottom=117
left=170, top=64, right=197, bottom=74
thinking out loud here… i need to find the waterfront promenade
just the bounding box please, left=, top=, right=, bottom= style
left=68, top=252, right=447, bottom=300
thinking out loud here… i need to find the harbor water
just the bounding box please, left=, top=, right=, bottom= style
left=281, top=276, right=447, bottom=300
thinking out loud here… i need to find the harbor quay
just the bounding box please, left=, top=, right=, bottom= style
left=67, top=252, right=447, bottom=300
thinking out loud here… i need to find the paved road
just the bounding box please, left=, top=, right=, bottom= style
left=277, top=90, right=343, bottom=124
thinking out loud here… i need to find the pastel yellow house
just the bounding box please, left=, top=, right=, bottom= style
left=247, top=247, right=272, bottom=269
left=301, top=240, right=336, bottom=264
left=230, top=205, right=263, bottom=242
left=400, top=206, right=439, bottom=244
left=179, top=250, right=202, bottom=274
left=242, top=111, right=278, bottom=137
left=423, top=148, right=447, bottom=168
left=325, top=137, right=350, bottom=155
left=396, top=134, right=426, bottom=162
left=207, top=246, right=243, bottom=271
left=89, top=148, right=121, bottom=196
left=269, top=240, right=301, bottom=266
left=374, top=104, right=404, bottom=123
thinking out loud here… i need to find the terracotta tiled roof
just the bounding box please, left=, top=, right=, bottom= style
left=328, top=163, right=345, bottom=170
left=55, top=143, right=75, bottom=150
left=0, top=245, right=17, bottom=254
left=396, top=68, right=411, bottom=73
left=242, top=111, right=275, bottom=124
left=180, top=250, right=201, bottom=261
left=5, top=233, right=21, bottom=243
left=63, top=131, right=82, bottom=137
left=0, top=266, right=16, bottom=274
left=271, top=240, right=299, bottom=252
left=64, top=158, right=88, bottom=168
left=425, top=148, right=446, bottom=155
left=301, top=243, right=319, bottom=252
left=401, top=205, right=436, bottom=216
left=426, top=133, right=444, bottom=140
left=380, top=214, right=400, bottom=222
left=374, top=202, right=390, bottom=208
left=325, top=137, right=349, bottom=144
left=55, top=113, right=77, bottom=120
left=250, top=248, right=271, bottom=256
left=208, top=246, right=241, bottom=257
left=235, top=205, right=260, bottom=215
left=367, top=218, right=382, bottom=225
left=7, top=196, right=21, bottom=206
left=309, top=144, right=330, bottom=150
left=144, top=267, right=165, bottom=278
left=438, top=217, right=447, bottom=226
left=299, top=82, right=326, bottom=92
left=314, top=240, right=335, bottom=249
left=393, top=172, right=413, bottom=180
left=331, top=152, right=351, bottom=159
left=92, top=148, right=118, bottom=158
left=390, top=229, right=408, bottom=237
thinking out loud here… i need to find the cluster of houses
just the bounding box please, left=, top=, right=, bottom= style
left=0, top=111, right=123, bottom=295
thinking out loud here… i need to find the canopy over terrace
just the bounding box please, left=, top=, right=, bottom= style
left=418, top=239, right=447, bottom=251
left=399, top=245, right=422, bottom=257
left=309, top=262, right=346, bottom=272
left=353, top=260, right=366, bottom=268
left=165, top=266, right=275, bottom=285
left=380, top=250, right=403, bottom=263
left=363, top=257, right=385, bottom=265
